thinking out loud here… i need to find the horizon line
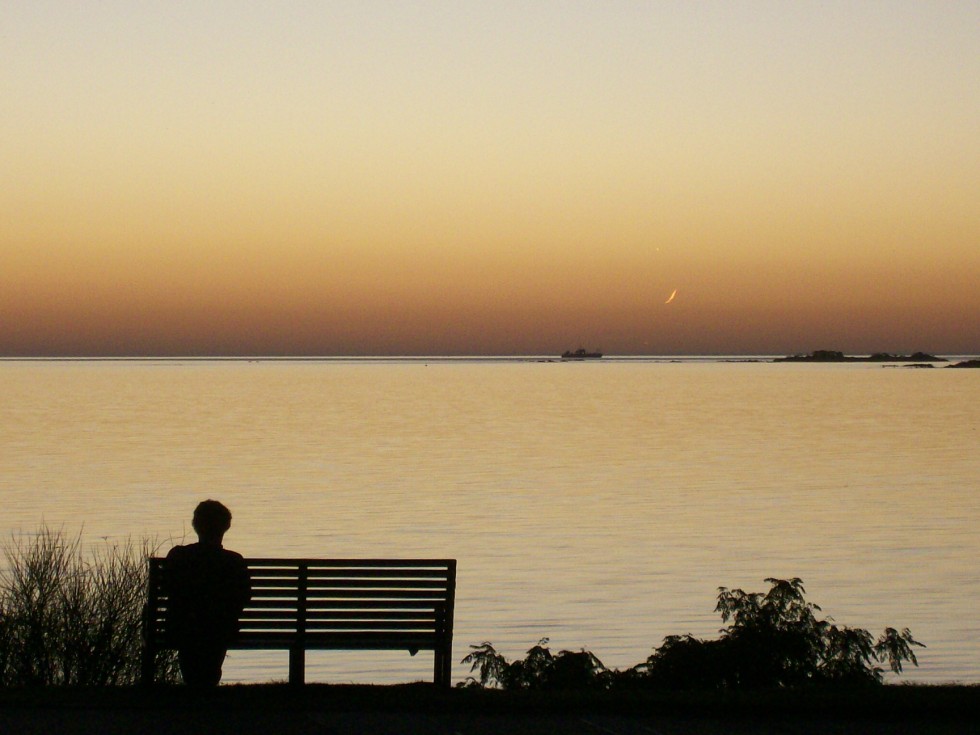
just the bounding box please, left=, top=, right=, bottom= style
left=2, top=351, right=977, bottom=362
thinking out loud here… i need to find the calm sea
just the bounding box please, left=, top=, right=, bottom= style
left=2, top=358, right=978, bottom=684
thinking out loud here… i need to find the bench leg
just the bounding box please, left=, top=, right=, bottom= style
left=434, top=647, right=451, bottom=688
left=289, top=645, right=305, bottom=686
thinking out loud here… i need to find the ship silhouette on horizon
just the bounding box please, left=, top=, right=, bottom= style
left=561, top=348, right=603, bottom=360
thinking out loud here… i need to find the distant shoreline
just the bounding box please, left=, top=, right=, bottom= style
left=775, top=350, right=980, bottom=368
left=0, top=353, right=978, bottom=368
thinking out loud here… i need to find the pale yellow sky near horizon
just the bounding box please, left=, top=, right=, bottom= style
left=2, top=2, right=978, bottom=355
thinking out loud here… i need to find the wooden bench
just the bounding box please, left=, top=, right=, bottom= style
left=142, top=558, right=456, bottom=687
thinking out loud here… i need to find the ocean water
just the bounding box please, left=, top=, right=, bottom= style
left=1, top=358, right=978, bottom=684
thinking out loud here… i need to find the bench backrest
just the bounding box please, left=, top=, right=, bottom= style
left=144, top=557, right=456, bottom=685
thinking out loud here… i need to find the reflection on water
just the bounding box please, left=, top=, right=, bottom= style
left=1, top=359, right=978, bottom=683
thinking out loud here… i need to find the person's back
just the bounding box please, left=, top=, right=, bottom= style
left=164, top=500, right=250, bottom=687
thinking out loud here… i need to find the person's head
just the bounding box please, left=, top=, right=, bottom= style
left=192, top=499, right=232, bottom=544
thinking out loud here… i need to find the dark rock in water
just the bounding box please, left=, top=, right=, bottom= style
left=947, top=359, right=980, bottom=368
left=560, top=348, right=602, bottom=360
left=867, top=351, right=944, bottom=362
left=776, top=350, right=848, bottom=362
left=776, top=350, right=946, bottom=363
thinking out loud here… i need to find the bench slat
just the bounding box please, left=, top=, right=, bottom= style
left=250, top=568, right=451, bottom=579
left=248, top=579, right=450, bottom=590
left=241, top=621, right=442, bottom=631
left=235, top=599, right=442, bottom=611
left=230, top=633, right=438, bottom=650
left=150, top=603, right=446, bottom=613
left=239, top=610, right=438, bottom=621
left=242, top=558, right=454, bottom=567
left=153, top=590, right=450, bottom=602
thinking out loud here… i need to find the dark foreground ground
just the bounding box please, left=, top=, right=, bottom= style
left=1, top=684, right=977, bottom=735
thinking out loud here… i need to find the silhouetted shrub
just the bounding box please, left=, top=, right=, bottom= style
left=0, top=527, right=179, bottom=686
left=634, top=578, right=923, bottom=689
left=462, top=639, right=609, bottom=691
left=462, top=578, right=923, bottom=690
left=633, top=634, right=733, bottom=689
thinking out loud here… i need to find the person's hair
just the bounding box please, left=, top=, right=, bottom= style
left=192, top=499, right=232, bottom=539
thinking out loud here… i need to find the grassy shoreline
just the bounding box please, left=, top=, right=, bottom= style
left=3, top=684, right=976, bottom=735
left=2, top=682, right=976, bottom=716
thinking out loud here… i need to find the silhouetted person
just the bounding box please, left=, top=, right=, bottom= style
left=165, top=500, right=250, bottom=687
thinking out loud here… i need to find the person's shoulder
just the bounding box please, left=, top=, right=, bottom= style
left=165, top=543, right=192, bottom=560
left=221, top=549, right=249, bottom=584
left=221, top=548, right=246, bottom=563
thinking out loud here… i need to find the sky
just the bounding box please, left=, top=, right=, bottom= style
left=2, top=1, right=978, bottom=356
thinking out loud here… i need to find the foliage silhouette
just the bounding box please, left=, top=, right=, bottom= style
left=462, top=578, right=923, bottom=690
left=0, top=527, right=179, bottom=687
left=462, top=638, right=609, bottom=691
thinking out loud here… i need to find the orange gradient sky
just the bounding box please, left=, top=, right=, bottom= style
left=2, top=2, right=978, bottom=356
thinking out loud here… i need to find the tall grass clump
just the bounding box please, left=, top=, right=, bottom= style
left=0, top=526, right=177, bottom=687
